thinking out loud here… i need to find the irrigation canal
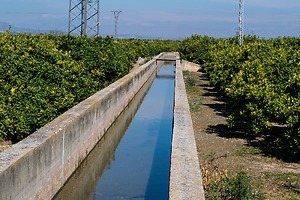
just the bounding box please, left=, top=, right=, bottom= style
left=53, top=63, right=176, bottom=200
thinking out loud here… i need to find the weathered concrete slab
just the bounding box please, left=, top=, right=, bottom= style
left=169, top=56, right=205, bottom=200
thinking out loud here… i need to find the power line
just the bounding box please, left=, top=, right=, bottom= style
left=111, top=11, right=122, bottom=38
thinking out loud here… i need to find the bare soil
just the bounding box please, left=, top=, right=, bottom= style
left=0, top=140, right=11, bottom=153
left=184, top=70, right=300, bottom=199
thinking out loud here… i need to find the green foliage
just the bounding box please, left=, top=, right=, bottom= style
left=183, top=70, right=204, bottom=112
left=236, top=146, right=262, bottom=156
left=263, top=172, right=300, bottom=198
left=206, top=171, right=264, bottom=200
left=185, top=76, right=196, bottom=87
left=181, top=35, right=300, bottom=154
left=1, top=32, right=299, bottom=154
left=0, top=33, right=178, bottom=142
left=179, top=35, right=218, bottom=65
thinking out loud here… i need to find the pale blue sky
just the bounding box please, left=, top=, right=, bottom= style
left=0, top=0, right=299, bottom=39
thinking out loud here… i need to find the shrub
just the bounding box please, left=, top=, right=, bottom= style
left=205, top=171, right=264, bottom=200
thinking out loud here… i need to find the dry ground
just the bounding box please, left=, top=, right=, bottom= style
left=184, top=70, right=300, bottom=199
left=0, top=140, right=11, bottom=153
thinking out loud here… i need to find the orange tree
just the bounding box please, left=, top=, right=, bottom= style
left=180, top=35, right=300, bottom=155
left=0, top=32, right=178, bottom=142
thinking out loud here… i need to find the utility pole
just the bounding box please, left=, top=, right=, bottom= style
left=68, top=0, right=100, bottom=37
left=111, top=11, right=122, bottom=38
left=238, top=0, right=244, bottom=45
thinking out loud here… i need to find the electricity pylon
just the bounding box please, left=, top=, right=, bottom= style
left=68, top=0, right=100, bottom=37
left=111, top=11, right=122, bottom=38
left=238, top=0, right=244, bottom=45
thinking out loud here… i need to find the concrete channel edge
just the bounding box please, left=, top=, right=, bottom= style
left=169, top=57, right=205, bottom=200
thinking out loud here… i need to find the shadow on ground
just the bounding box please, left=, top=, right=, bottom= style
left=199, top=73, right=299, bottom=164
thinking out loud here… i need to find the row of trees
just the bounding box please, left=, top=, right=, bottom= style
left=1, top=33, right=299, bottom=155
left=180, top=35, right=300, bottom=154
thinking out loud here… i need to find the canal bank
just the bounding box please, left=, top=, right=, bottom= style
left=0, top=52, right=204, bottom=200
left=170, top=59, right=205, bottom=200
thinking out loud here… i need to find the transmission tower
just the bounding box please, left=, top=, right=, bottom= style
left=111, top=11, right=122, bottom=38
left=238, top=0, right=244, bottom=45
left=68, top=0, right=100, bottom=37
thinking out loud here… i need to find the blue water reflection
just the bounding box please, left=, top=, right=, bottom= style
left=90, top=63, right=175, bottom=200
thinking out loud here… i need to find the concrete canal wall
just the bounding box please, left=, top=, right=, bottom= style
left=0, top=53, right=165, bottom=200
left=169, top=59, right=205, bottom=200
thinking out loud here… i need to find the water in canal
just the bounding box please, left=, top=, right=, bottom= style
left=54, top=63, right=175, bottom=200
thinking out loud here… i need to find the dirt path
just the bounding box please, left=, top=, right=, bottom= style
left=184, top=70, right=300, bottom=199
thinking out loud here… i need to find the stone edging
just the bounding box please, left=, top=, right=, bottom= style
left=169, top=57, right=205, bottom=200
